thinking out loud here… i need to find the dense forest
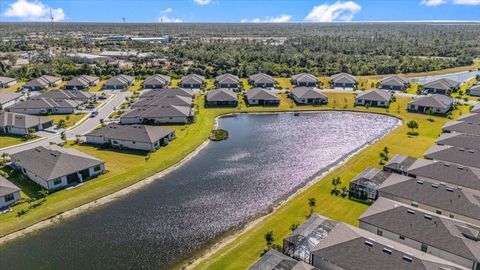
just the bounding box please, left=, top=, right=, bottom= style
left=0, top=23, right=479, bottom=79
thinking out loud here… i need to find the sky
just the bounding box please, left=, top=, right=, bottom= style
left=0, top=0, right=480, bottom=23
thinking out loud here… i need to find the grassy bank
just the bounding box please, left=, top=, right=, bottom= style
left=0, top=135, right=33, bottom=149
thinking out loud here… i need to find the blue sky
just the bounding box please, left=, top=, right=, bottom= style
left=0, top=0, right=480, bottom=23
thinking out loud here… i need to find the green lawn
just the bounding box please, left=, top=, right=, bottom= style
left=0, top=82, right=24, bottom=94
left=275, top=78, right=293, bottom=89
left=0, top=135, right=32, bottom=149
left=46, top=113, right=86, bottom=128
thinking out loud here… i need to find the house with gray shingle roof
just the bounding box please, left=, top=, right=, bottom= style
left=85, top=124, right=175, bottom=151
left=8, top=97, right=83, bottom=115
left=349, top=168, right=391, bottom=203
left=436, top=132, right=480, bottom=150
left=424, top=145, right=480, bottom=170
left=331, top=73, right=357, bottom=89
left=206, top=88, right=238, bottom=107
left=0, top=175, right=20, bottom=209
left=23, top=75, right=61, bottom=91
left=377, top=174, right=480, bottom=226
left=245, top=88, right=280, bottom=106
left=10, top=146, right=105, bottom=191
left=0, top=111, right=53, bottom=135
left=359, top=197, right=480, bottom=270
left=215, top=74, right=239, bottom=89
left=408, top=94, right=453, bottom=115
left=471, top=104, right=480, bottom=114
left=131, top=94, right=193, bottom=109
left=355, top=89, right=392, bottom=108
left=458, top=113, right=480, bottom=124
left=248, top=73, right=275, bottom=88
left=38, top=90, right=94, bottom=103
left=65, top=75, right=99, bottom=90
left=467, top=84, right=480, bottom=97
left=422, top=78, right=460, bottom=95
left=180, top=74, right=205, bottom=89
left=104, top=74, right=135, bottom=90
left=143, top=74, right=171, bottom=89
left=120, top=104, right=194, bottom=124
left=380, top=75, right=408, bottom=91
left=248, top=249, right=318, bottom=270
left=0, top=93, right=23, bottom=110
left=310, top=219, right=466, bottom=270
left=291, top=73, right=318, bottom=87
left=140, top=88, right=193, bottom=99
left=443, top=120, right=480, bottom=136
left=383, top=154, right=418, bottom=175
left=0, top=76, right=17, bottom=88
left=290, top=87, right=328, bottom=105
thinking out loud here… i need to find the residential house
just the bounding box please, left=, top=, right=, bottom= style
left=0, top=111, right=53, bottom=135
left=348, top=168, right=391, bottom=203
left=205, top=88, right=238, bottom=107
left=310, top=221, right=466, bottom=270
left=215, top=74, right=240, bottom=89
left=442, top=120, right=480, bottom=136
left=10, top=146, right=105, bottom=191
left=140, top=88, right=193, bottom=99
left=377, top=174, right=480, bottom=226
left=120, top=105, right=194, bottom=125
left=23, top=75, right=62, bottom=91
left=290, top=87, right=328, bottom=105
left=85, top=124, right=175, bottom=151
left=65, top=75, right=100, bottom=90
left=248, top=249, right=318, bottom=270
left=355, top=89, right=391, bottom=108
left=143, top=74, right=171, bottom=89
left=8, top=97, right=82, bottom=115
left=283, top=214, right=337, bottom=263
left=467, top=84, right=480, bottom=97
left=422, top=78, right=460, bottom=95
left=383, top=154, right=418, bottom=175
left=180, top=74, right=205, bottom=89
left=245, top=88, right=280, bottom=106
left=0, top=76, right=17, bottom=88
left=38, top=90, right=94, bottom=103
left=471, top=104, right=480, bottom=113
left=436, top=132, right=480, bottom=150
left=458, top=113, right=480, bottom=124
left=104, top=74, right=135, bottom=90
left=407, top=94, right=453, bottom=115
left=0, top=93, right=23, bottom=110
left=379, top=75, right=408, bottom=91
left=330, top=73, right=357, bottom=89
left=0, top=176, right=20, bottom=209
left=424, top=145, right=480, bottom=170
left=248, top=73, right=275, bottom=88
left=131, top=94, right=193, bottom=109
left=291, top=73, right=318, bottom=87
left=359, top=197, right=480, bottom=270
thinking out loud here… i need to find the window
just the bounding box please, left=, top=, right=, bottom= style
left=399, top=235, right=405, bottom=240
left=94, top=165, right=102, bottom=172
left=53, top=178, right=62, bottom=185
left=421, top=243, right=428, bottom=252
left=4, top=193, right=14, bottom=202
left=377, top=228, right=383, bottom=236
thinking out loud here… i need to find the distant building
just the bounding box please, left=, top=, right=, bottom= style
left=355, top=89, right=391, bottom=108
left=379, top=75, right=408, bottom=91
left=85, top=124, right=175, bottom=151
left=291, top=73, right=318, bottom=87
left=422, top=78, right=460, bottom=95
left=143, top=74, right=171, bottom=89
left=180, top=74, right=205, bottom=89
left=331, top=73, right=357, bottom=89
left=104, top=74, right=135, bottom=90
left=407, top=94, right=453, bottom=115
left=100, top=50, right=138, bottom=60
left=215, top=74, right=239, bottom=89
left=248, top=73, right=275, bottom=88
left=65, top=75, right=100, bottom=90
left=23, top=75, right=62, bottom=91
left=66, top=53, right=113, bottom=64
left=10, top=146, right=105, bottom=191
left=0, top=175, right=20, bottom=209
left=0, top=111, right=53, bottom=135
left=290, top=87, right=328, bottom=105
left=348, top=168, right=391, bottom=203
left=0, top=76, right=17, bottom=88
left=0, top=93, right=23, bottom=110
left=205, top=88, right=238, bottom=107
left=245, top=88, right=280, bottom=106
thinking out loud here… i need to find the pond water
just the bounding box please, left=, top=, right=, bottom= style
left=0, top=112, right=400, bottom=270
left=408, top=70, right=480, bottom=84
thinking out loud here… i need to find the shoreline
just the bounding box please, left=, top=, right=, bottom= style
left=183, top=116, right=402, bottom=270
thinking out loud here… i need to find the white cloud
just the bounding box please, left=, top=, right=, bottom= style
left=193, top=0, right=212, bottom=5
left=158, top=7, right=181, bottom=22
left=160, top=8, right=173, bottom=14
left=3, top=0, right=65, bottom=21
left=304, top=1, right=361, bottom=22
left=240, top=14, right=292, bottom=23
left=452, top=0, right=480, bottom=4
left=420, top=0, right=447, bottom=6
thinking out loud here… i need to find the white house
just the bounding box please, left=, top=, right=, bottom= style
left=0, top=176, right=21, bottom=209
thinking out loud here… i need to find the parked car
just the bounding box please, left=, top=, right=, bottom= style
left=90, top=111, right=98, bottom=118
left=98, top=95, right=107, bottom=100
left=86, top=104, right=96, bottom=109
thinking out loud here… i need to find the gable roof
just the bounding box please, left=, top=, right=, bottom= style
left=246, top=88, right=280, bottom=101
left=0, top=111, right=52, bottom=129
left=0, top=76, right=16, bottom=85
left=378, top=174, right=480, bottom=221
left=0, top=175, right=20, bottom=197
left=38, top=90, right=94, bottom=101
left=10, top=146, right=103, bottom=181
left=248, top=249, right=318, bottom=270
left=65, top=75, right=99, bottom=87
left=206, top=88, right=238, bottom=102
left=131, top=94, right=193, bottom=109
left=471, top=104, right=480, bottom=113
left=436, top=132, right=480, bottom=150
left=408, top=94, right=453, bottom=109
left=215, top=74, right=239, bottom=84
left=24, top=75, right=61, bottom=88
left=356, top=89, right=391, bottom=102
left=181, top=74, right=205, bottom=85
left=384, top=154, right=418, bottom=172
left=469, top=84, right=480, bottom=92
left=105, top=74, right=135, bottom=86
left=458, top=113, right=480, bottom=124
left=351, top=168, right=391, bottom=188
left=143, top=74, right=171, bottom=86
left=442, top=120, right=480, bottom=136
left=290, top=87, right=327, bottom=100
left=424, top=145, right=480, bottom=169
left=292, top=73, right=318, bottom=84
left=141, top=88, right=193, bottom=98
left=249, top=73, right=275, bottom=84
left=360, top=197, right=480, bottom=262
left=331, top=72, right=356, bottom=84
left=9, top=97, right=82, bottom=110
left=423, top=78, right=460, bottom=90
left=121, top=105, right=192, bottom=120
left=380, top=75, right=408, bottom=86
left=0, top=93, right=22, bottom=105
left=86, top=124, right=174, bottom=144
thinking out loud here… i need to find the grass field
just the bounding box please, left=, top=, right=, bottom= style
left=0, top=135, right=32, bottom=149
left=45, top=113, right=86, bottom=128
left=0, top=82, right=24, bottom=94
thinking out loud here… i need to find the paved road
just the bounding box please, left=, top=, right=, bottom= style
left=2, top=90, right=132, bottom=155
